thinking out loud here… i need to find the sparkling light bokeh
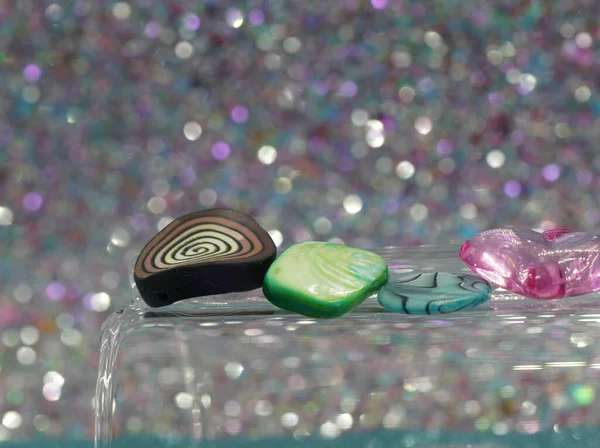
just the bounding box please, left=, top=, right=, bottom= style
left=0, top=0, right=599, bottom=441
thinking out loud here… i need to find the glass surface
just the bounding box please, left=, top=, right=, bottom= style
left=95, top=245, right=600, bottom=447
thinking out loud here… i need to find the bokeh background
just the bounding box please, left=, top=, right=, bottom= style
left=0, top=0, right=599, bottom=442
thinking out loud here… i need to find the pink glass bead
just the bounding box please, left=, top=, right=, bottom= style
left=459, top=228, right=600, bottom=300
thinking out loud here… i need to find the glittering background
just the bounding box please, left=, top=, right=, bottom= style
left=0, top=0, right=599, bottom=441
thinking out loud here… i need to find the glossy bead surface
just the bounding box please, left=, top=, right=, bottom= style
left=263, top=242, right=389, bottom=318
left=134, top=208, right=277, bottom=307
left=460, top=228, right=600, bottom=299
left=378, top=272, right=491, bottom=314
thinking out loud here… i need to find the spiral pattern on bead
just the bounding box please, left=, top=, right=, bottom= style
left=135, top=211, right=270, bottom=279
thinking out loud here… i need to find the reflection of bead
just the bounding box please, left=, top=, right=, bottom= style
left=378, top=272, right=490, bottom=315
left=542, top=228, right=571, bottom=242
left=263, top=242, right=389, bottom=318
left=460, top=228, right=600, bottom=299
left=134, top=208, right=277, bottom=307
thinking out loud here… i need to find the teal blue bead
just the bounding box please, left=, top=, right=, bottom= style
left=378, top=272, right=490, bottom=315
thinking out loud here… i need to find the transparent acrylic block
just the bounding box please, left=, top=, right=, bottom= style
left=95, top=245, right=600, bottom=447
